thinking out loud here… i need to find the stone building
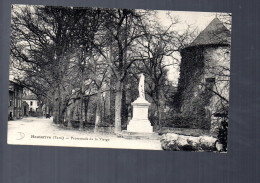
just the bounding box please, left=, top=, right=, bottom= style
left=8, top=81, right=24, bottom=120
left=174, top=17, right=231, bottom=131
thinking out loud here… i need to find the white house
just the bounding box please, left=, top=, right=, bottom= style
left=23, top=94, right=40, bottom=112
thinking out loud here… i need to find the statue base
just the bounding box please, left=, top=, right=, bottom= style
left=117, top=130, right=160, bottom=140
left=127, top=97, right=153, bottom=133
left=127, top=119, right=153, bottom=133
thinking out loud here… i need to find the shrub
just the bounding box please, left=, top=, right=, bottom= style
left=217, top=120, right=228, bottom=152
left=162, top=112, right=211, bottom=130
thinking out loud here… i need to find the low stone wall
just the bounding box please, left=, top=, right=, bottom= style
left=161, top=133, right=218, bottom=152
left=95, top=126, right=115, bottom=133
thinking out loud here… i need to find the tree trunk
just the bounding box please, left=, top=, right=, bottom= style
left=79, top=69, right=85, bottom=130
left=38, top=103, right=43, bottom=116
left=95, top=88, right=102, bottom=132
left=155, top=88, right=161, bottom=126
left=79, top=94, right=84, bottom=130
left=156, top=103, right=161, bottom=126
left=53, top=91, right=58, bottom=123
left=67, top=106, right=72, bottom=128
left=53, top=86, right=61, bottom=124
left=84, top=97, right=89, bottom=124
left=121, top=81, right=128, bottom=126
left=114, top=81, right=122, bottom=133
left=109, top=81, right=114, bottom=122
left=106, top=88, right=111, bottom=118
left=103, top=96, right=106, bottom=122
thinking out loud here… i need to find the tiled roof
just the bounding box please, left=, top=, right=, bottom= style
left=23, top=95, right=38, bottom=100
left=188, top=17, right=231, bottom=47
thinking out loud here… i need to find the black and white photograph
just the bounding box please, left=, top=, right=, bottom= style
left=8, top=4, right=231, bottom=152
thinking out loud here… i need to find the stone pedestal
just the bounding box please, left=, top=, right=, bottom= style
left=127, top=97, right=153, bottom=133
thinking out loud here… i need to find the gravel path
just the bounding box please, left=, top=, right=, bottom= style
left=8, top=117, right=162, bottom=150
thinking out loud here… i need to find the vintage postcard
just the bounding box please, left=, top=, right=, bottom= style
left=8, top=4, right=231, bottom=152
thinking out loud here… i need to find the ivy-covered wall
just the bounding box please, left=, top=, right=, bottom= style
left=174, top=45, right=230, bottom=130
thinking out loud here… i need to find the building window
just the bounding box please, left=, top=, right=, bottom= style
left=206, top=78, right=215, bottom=82
left=205, top=78, right=215, bottom=91
left=10, top=100, right=12, bottom=107
left=30, top=101, right=33, bottom=106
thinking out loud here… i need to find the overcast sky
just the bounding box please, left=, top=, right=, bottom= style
left=157, top=10, right=218, bottom=32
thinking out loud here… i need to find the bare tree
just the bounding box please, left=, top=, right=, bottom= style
left=10, top=5, right=99, bottom=124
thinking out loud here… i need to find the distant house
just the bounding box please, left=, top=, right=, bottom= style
left=23, top=94, right=42, bottom=116
left=8, top=81, right=24, bottom=120
left=174, top=18, right=231, bottom=131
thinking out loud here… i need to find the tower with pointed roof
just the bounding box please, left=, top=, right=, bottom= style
left=174, top=18, right=231, bottom=131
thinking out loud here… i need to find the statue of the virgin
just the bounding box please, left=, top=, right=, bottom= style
left=138, top=74, right=145, bottom=98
